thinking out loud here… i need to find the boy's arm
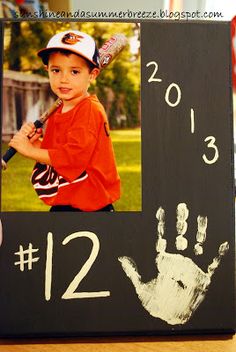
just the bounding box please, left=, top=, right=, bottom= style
left=9, top=129, right=52, bottom=165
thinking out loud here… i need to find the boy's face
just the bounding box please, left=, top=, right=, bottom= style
left=47, top=52, right=99, bottom=106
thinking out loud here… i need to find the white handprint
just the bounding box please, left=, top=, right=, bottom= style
left=118, top=203, right=229, bottom=325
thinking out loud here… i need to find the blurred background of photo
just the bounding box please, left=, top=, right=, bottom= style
left=1, top=21, right=141, bottom=211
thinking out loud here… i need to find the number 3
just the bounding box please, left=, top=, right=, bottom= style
left=202, top=136, right=219, bottom=165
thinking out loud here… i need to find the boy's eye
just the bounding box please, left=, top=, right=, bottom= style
left=51, top=68, right=60, bottom=73
left=71, top=70, right=80, bottom=75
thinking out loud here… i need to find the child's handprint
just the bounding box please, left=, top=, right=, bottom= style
left=118, top=203, right=229, bottom=325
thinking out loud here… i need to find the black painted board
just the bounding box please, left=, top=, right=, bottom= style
left=0, top=21, right=235, bottom=337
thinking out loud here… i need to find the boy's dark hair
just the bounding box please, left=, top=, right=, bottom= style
left=41, top=48, right=98, bottom=72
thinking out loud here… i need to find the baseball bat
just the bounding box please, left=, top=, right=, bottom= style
left=1, top=99, right=63, bottom=170
left=99, top=33, right=127, bottom=68
left=2, top=33, right=128, bottom=169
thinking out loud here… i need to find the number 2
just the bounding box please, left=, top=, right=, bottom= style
left=62, top=231, right=111, bottom=299
left=146, top=61, right=162, bottom=83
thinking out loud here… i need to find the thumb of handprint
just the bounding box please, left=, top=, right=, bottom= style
left=118, top=203, right=229, bottom=325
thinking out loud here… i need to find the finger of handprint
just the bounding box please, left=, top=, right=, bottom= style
left=118, top=256, right=142, bottom=288
left=176, top=203, right=189, bottom=250
left=176, top=203, right=189, bottom=222
left=156, top=207, right=165, bottom=236
left=156, top=207, right=167, bottom=252
left=207, top=241, right=229, bottom=277
left=194, top=216, right=208, bottom=255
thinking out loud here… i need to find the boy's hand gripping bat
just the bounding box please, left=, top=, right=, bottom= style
left=2, top=33, right=128, bottom=169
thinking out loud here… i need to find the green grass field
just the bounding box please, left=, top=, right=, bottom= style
left=1, top=129, right=141, bottom=212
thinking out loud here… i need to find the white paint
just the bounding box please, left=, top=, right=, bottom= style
left=62, top=231, right=110, bottom=299
left=194, top=216, right=207, bottom=255
left=194, top=243, right=203, bottom=255
left=146, top=61, right=162, bottom=83
left=190, top=108, right=195, bottom=133
left=208, top=242, right=229, bottom=277
left=202, top=136, right=219, bottom=164
left=176, top=203, right=189, bottom=234
left=156, top=207, right=166, bottom=252
left=165, top=83, right=181, bottom=107
left=14, top=243, right=40, bottom=272
left=0, top=220, right=3, bottom=246
left=175, top=203, right=189, bottom=251
left=45, top=232, right=53, bottom=301
left=119, top=203, right=229, bottom=325
left=175, top=235, right=188, bottom=251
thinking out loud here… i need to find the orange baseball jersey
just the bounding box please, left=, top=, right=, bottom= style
left=31, top=95, right=121, bottom=211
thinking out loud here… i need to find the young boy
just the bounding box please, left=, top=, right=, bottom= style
left=9, top=30, right=121, bottom=212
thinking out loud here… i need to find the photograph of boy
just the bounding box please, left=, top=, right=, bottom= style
left=9, top=30, right=121, bottom=212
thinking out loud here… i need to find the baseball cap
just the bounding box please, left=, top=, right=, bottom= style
left=38, top=30, right=100, bottom=68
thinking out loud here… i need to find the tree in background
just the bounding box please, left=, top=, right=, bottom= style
left=4, top=21, right=140, bottom=128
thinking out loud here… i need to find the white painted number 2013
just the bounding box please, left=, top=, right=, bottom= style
left=146, top=60, right=219, bottom=165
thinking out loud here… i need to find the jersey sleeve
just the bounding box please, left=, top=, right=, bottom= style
left=47, top=100, right=100, bottom=182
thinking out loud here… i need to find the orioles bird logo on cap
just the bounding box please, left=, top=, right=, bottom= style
left=62, top=32, right=84, bottom=45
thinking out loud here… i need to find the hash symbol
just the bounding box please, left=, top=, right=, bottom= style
left=14, top=243, right=40, bottom=272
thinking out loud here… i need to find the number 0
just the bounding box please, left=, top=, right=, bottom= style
left=165, top=83, right=181, bottom=107
left=62, top=231, right=110, bottom=299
